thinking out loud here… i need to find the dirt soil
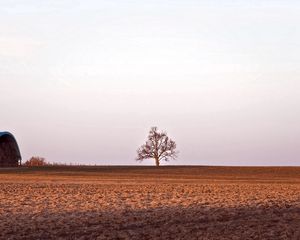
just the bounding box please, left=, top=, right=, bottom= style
left=0, top=166, right=300, bottom=240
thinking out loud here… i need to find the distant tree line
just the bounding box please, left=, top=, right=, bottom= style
left=24, top=126, right=178, bottom=167
left=23, top=156, right=77, bottom=167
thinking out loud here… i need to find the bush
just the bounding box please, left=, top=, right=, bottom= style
left=24, top=156, right=47, bottom=166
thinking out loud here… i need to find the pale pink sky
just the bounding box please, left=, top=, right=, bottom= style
left=1, top=1, right=300, bottom=165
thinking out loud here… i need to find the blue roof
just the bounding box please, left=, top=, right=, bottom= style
left=0, top=132, right=14, bottom=138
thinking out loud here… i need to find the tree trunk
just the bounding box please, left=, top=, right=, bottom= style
left=155, top=157, right=160, bottom=167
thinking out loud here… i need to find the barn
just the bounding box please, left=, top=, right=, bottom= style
left=0, top=132, right=22, bottom=167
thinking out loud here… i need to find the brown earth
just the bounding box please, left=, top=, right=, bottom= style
left=0, top=166, right=300, bottom=240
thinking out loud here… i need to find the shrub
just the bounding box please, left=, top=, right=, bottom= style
left=24, top=156, right=47, bottom=166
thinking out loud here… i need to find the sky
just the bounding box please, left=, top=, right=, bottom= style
left=1, top=0, right=300, bottom=166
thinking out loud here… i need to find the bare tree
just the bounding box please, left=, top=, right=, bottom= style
left=136, top=127, right=178, bottom=167
left=24, top=156, right=47, bottom=167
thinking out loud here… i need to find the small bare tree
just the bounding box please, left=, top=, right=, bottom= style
left=24, top=156, right=47, bottom=167
left=136, top=127, right=178, bottom=167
